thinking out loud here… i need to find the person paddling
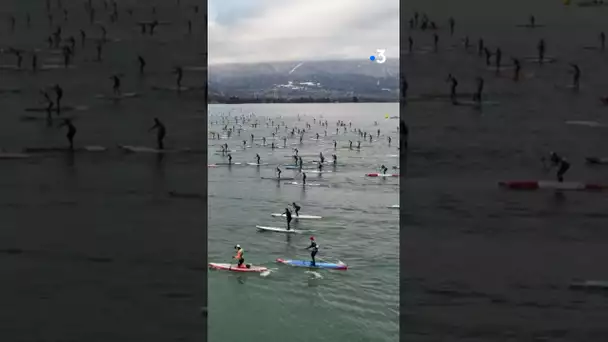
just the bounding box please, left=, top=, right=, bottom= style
left=233, top=245, right=245, bottom=268
left=59, top=118, right=76, bottom=150
left=291, top=202, right=301, bottom=217
left=544, top=152, right=570, bottom=182
left=306, top=236, right=319, bottom=266
left=285, top=207, right=293, bottom=230
left=149, top=118, right=166, bottom=150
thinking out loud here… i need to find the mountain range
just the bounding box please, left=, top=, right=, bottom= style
left=207, top=59, right=399, bottom=103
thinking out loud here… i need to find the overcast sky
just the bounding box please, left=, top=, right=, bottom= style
left=208, top=0, right=399, bottom=65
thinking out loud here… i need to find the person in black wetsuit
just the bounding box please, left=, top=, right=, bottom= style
left=293, top=155, right=298, bottom=165
left=537, top=39, right=546, bottom=65
left=138, top=55, right=146, bottom=75
left=380, top=164, right=388, bottom=174
left=174, top=66, right=183, bottom=90
left=291, top=202, right=301, bottom=217
left=546, top=152, right=570, bottom=182
left=512, top=58, right=521, bottom=82
left=285, top=207, right=292, bottom=230
left=317, top=162, right=323, bottom=172
left=110, top=74, right=121, bottom=96
left=255, top=154, right=261, bottom=164
left=332, top=154, right=337, bottom=165
left=53, top=84, right=63, bottom=114
left=302, top=172, right=307, bottom=185
left=149, top=118, right=166, bottom=150
left=227, top=153, right=232, bottom=165
left=473, top=77, right=484, bottom=103
left=570, top=63, right=580, bottom=91
left=333, top=140, right=337, bottom=149
left=276, top=167, right=282, bottom=179
left=59, top=119, right=76, bottom=150
left=306, top=236, right=319, bottom=266
left=319, top=152, right=325, bottom=164
left=447, top=74, right=458, bottom=104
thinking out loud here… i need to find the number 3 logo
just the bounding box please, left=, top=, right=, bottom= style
left=376, top=49, right=387, bottom=64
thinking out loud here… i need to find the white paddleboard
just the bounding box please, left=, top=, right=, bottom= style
left=0, top=152, right=30, bottom=159
left=388, top=205, right=399, bottom=209
left=119, top=145, right=164, bottom=153
left=271, top=213, right=322, bottom=219
left=284, top=182, right=326, bottom=187
left=95, top=92, right=139, bottom=100
left=247, top=162, right=269, bottom=166
left=255, top=225, right=312, bottom=234
left=152, top=85, right=191, bottom=92
left=306, top=170, right=332, bottom=173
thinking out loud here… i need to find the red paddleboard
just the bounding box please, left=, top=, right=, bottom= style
left=498, top=180, right=608, bottom=191
left=208, top=263, right=268, bottom=272
left=366, top=173, right=399, bottom=177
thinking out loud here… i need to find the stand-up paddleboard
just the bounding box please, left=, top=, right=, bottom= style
left=20, top=114, right=75, bottom=121
left=515, top=24, right=546, bottom=28
left=261, top=177, right=295, bottom=180
left=366, top=173, right=399, bottom=177
left=388, top=204, right=399, bottom=209
left=0, top=65, right=22, bottom=70
left=566, top=120, right=606, bottom=127
left=247, top=162, right=269, bottom=166
left=24, top=105, right=87, bottom=112
left=209, top=263, right=268, bottom=273
left=498, top=180, right=608, bottom=191
left=586, top=157, right=608, bottom=165
left=569, top=280, right=608, bottom=290
left=0, top=88, right=21, bottom=93
left=208, top=164, right=218, bottom=168
left=151, top=85, right=191, bottom=92
left=119, top=145, right=165, bottom=153
left=284, top=182, right=325, bottom=187
left=256, top=225, right=312, bottom=234
left=215, top=149, right=237, bottom=152
left=276, top=258, right=348, bottom=270
left=285, top=165, right=300, bottom=169
left=271, top=213, right=322, bottom=219
left=523, top=56, right=557, bottom=63
left=95, top=92, right=139, bottom=100
left=40, top=64, right=77, bottom=70
left=306, top=170, right=332, bottom=174
left=214, top=162, right=242, bottom=166
left=0, top=152, right=30, bottom=159
left=23, top=145, right=106, bottom=153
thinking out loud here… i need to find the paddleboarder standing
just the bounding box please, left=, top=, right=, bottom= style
left=285, top=207, right=292, bottom=230
left=306, top=236, right=319, bottom=266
